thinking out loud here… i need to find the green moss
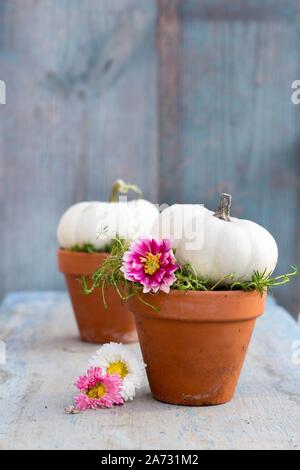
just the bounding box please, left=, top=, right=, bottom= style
left=69, top=243, right=113, bottom=254
left=173, top=264, right=298, bottom=296
left=81, top=238, right=298, bottom=310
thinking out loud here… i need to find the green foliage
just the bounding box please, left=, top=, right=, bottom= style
left=173, top=265, right=234, bottom=292
left=82, top=239, right=128, bottom=305
left=81, top=239, right=298, bottom=308
left=173, top=265, right=299, bottom=296
left=81, top=239, right=159, bottom=311
left=230, top=266, right=299, bottom=296
left=70, top=243, right=113, bottom=254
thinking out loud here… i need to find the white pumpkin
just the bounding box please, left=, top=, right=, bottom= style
left=151, top=204, right=209, bottom=250
left=57, top=180, right=159, bottom=250
left=152, top=194, right=278, bottom=282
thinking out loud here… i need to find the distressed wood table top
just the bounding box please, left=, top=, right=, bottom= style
left=0, top=292, right=299, bottom=450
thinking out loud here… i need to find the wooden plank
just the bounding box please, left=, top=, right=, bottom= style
left=175, top=2, right=300, bottom=316
left=0, top=292, right=299, bottom=450
left=1, top=0, right=300, bottom=319
left=157, top=0, right=182, bottom=204
left=0, top=0, right=158, bottom=300
left=182, top=0, right=300, bottom=22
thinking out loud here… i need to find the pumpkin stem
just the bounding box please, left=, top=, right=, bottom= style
left=214, top=194, right=232, bottom=222
left=109, top=179, right=143, bottom=202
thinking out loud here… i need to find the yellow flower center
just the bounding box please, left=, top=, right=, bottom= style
left=87, top=384, right=106, bottom=399
left=107, top=361, right=129, bottom=380
left=143, top=252, right=161, bottom=276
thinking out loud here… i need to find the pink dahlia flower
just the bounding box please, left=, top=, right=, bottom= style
left=121, top=238, right=179, bottom=294
left=74, top=367, right=124, bottom=411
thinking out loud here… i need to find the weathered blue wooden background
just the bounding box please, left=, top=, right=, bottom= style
left=0, top=0, right=299, bottom=316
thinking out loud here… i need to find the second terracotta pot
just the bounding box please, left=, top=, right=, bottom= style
left=129, top=290, right=266, bottom=406
left=58, top=249, right=138, bottom=344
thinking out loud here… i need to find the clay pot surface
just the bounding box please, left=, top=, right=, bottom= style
left=129, top=290, right=266, bottom=406
left=58, top=249, right=137, bottom=344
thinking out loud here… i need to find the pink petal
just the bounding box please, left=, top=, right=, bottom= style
left=160, top=284, right=171, bottom=294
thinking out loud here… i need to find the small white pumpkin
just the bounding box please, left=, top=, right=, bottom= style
left=151, top=203, right=209, bottom=250
left=152, top=194, right=278, bottom=282
left=57, top=180, right=159, bottom=250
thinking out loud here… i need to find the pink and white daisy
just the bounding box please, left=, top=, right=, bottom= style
left=74, top=367, right=123, bottom=411
left=121, top=238, right=179, bottom=294
left=89, top=343, right=146, bottom=401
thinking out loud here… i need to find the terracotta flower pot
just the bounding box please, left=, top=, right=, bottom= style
left=57, top=249, right=138, bottom=344
left=129, top=290, right=266, bottom=406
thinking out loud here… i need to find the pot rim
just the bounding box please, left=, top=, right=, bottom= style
left=57, top=248, right=107, bottom=275
left=128, top=290, right=267, bottom=323
left=137, top=289, right=266, bottom=297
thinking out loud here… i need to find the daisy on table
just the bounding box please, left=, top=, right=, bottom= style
left=74, top=367, right=123, bottom=411
left=89, top=343, right=146, bottom=401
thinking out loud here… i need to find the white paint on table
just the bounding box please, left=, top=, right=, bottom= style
left=0, top=292, right=299, bottom=450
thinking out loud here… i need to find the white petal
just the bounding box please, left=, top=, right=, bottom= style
left=88, top=342, right=146, bottom=402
